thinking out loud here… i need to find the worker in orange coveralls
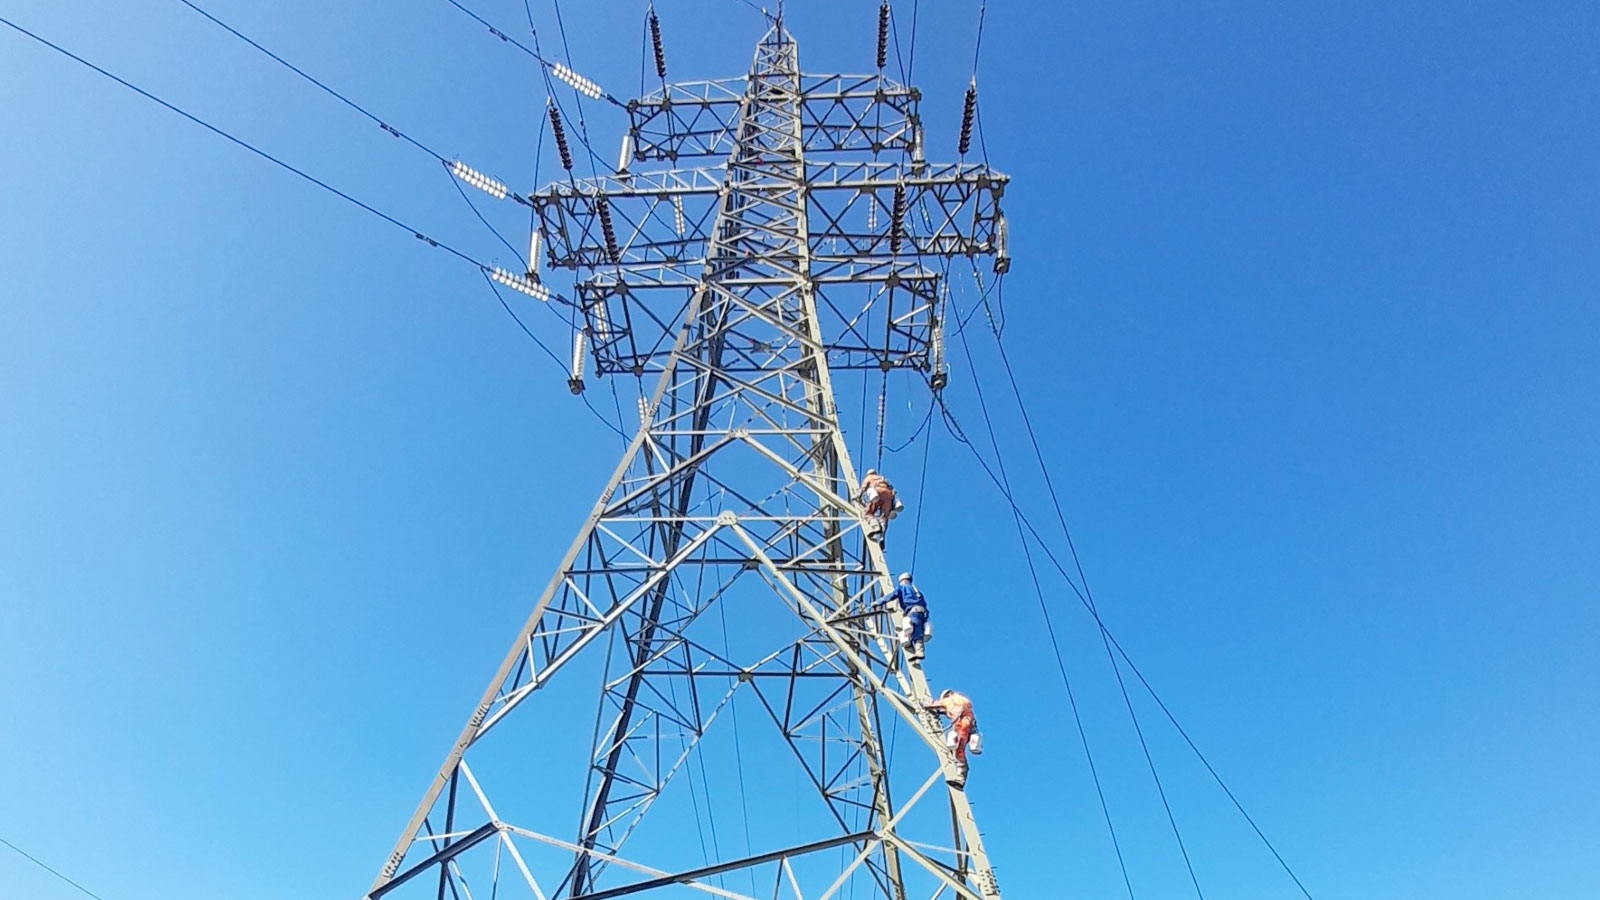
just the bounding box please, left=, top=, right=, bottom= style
left=925, top=689, right=979, bottom=787
left=859, top=469, right=897, bottom=543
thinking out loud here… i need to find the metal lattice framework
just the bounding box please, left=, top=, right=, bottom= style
left=366, top=23, right=1010, bottom=900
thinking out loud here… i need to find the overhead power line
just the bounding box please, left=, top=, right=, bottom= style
left=0, top=834, right=109, bottom=900
left=177, top=2, right=443, bottom=165
left=449, top=167, right=527, bottom=269
left=0, top=11, right=639, bottom=434
left=729, top=0, right=772, bottom=21
left=932, top=371, right=1318, bottom=900
left=946, top=295, right=1140, bottom=899
left=0, top=14, right=489, bottom=270
left=955, top=271, right=1205, bottom=899
left=979, top=306, right=1315, bottom=898
left=441, top=0, right=624, bottom=108
left=175, top=0, right=562, bottom=309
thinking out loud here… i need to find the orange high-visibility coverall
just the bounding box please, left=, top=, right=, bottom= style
left=930, top=693, right=977, bottom=763
left=861, top=473, right=896, bottom=521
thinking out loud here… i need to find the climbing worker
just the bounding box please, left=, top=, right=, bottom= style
left=881, top=572, right=930, bottom=664
left=925, top=689, right=979, bottom=787
left=859, top=469, right=900, bottom=544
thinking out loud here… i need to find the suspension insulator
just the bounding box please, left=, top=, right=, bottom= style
left=569, top=328, right=587, bottom=394
left=889, top=183, right=906, bottom=255
left=875, top=382, right=888, bottom=462
left=549, top=104, right=574, bottom=172
left=959, top=81, right=977, bottom=156
left=876, top=2, right=890, bottom=70
left=993, top=211, right=1011, bottom=274
left=592, top=294, right=612, bottom=344
left=597, top=197, right=621, bottom=264
left=649, top=8, right=666, bottom=80
left=930, top=315, right=948, bottom=390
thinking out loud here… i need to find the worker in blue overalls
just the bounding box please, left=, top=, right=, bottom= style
left=881, top=572, right=930, bottom=664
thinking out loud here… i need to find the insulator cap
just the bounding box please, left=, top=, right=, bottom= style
left=549, top=104, right=574, bottom=172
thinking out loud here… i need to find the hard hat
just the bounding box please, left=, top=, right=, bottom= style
left=866, top=468, right=877, bottom=476
left=940, top=689, right=954, bottom=699
left=898, top=572, right=912, bottom=583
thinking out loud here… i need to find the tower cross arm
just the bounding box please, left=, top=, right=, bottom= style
left=629, top=73, right=921, bottom=161
left=531, top=161, right=1009, bottom=271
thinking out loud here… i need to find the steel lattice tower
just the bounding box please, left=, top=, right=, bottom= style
left=367, top=21, right=1010, bottom=900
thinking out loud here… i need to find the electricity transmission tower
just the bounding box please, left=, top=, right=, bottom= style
left=367, top=19, right=1009, bottom=900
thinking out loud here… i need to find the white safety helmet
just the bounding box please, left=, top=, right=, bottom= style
left=898, top=572, right=913, bottom=583
left=939, top=689, right=954, bottom=699
left=866, top=468, right=877, bottom=476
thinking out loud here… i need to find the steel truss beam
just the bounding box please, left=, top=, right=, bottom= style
left=366, top=22, right=1008, bottom=900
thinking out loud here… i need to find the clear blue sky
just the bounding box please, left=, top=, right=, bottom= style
left=2, top=1, right=1597, bottom=898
